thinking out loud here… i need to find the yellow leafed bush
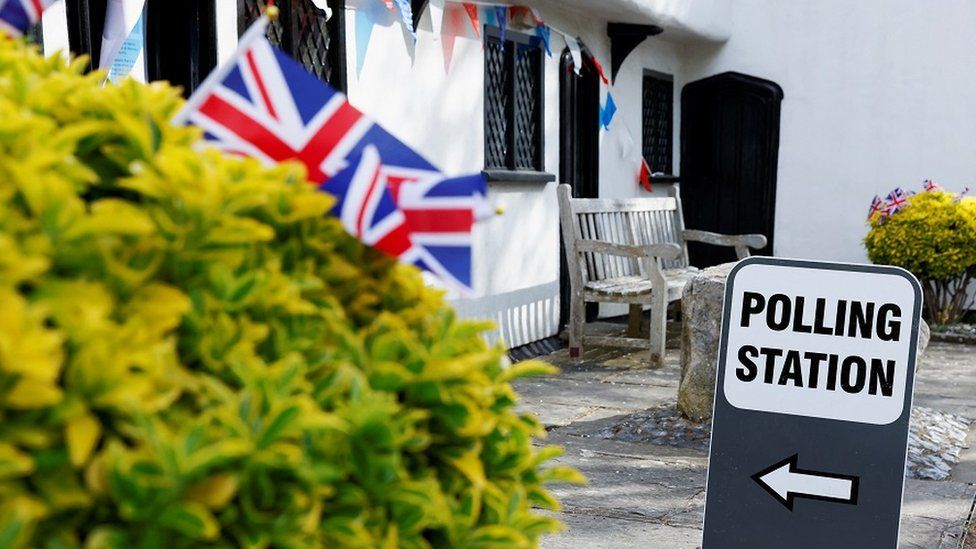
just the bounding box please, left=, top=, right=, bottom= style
left=865, top=191, right=976, bottom=324
left=0, top=38, right=581, bottom=547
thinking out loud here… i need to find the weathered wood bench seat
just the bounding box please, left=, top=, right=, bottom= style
left=557, top=184, right=767, bottom=367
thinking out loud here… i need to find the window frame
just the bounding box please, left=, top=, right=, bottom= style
left=482, top=25, right=553, bottom=183
left=642, top=69, right=678, bottom=181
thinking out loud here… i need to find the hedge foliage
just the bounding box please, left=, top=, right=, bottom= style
left=865, top=191, right=976, bottom=280
left=0, top=37, right=580, bottom=548
left=865, top=190, right=976, bottom=323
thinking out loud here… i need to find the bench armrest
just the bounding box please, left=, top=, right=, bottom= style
left=682, top=230, right=767, bottom=259
left=576, top=240, right=683, bottom=261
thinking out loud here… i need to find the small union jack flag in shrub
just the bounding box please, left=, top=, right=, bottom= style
left=868, top=180, right=972, bottom=221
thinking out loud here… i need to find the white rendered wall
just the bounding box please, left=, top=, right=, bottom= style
left=678, top=0, right=976, bottom=264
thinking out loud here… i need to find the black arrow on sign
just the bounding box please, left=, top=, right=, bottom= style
left=752, top=454, right=860, bottom=511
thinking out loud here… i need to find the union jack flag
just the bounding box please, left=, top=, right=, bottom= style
left=954, top=187, right=970, bottom=203
left=885, top=187, right=909, bottom=214
left=174, top=17, right=487, bottom=293
left=327, top=145, right=413, bottom=259
left=0, top=0, right=53, bottom=37
left=867, top=195, right=885, bottom=220
left=923, top=179, right=940, bottom=192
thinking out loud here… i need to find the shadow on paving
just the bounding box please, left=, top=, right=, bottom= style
left=514, top=329, right=976, bottom=549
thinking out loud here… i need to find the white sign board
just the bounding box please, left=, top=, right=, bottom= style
left=722, top=262, right=918, bottom=425
left=703, top=257, right=923, bottom=549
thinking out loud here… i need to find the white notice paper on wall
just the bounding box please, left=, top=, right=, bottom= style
left=99, top=0, right=146, bottom=83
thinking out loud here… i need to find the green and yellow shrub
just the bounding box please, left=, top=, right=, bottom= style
left=0, top=38, right=581, bottom=547
left=865, top=191, right=976, bottom=324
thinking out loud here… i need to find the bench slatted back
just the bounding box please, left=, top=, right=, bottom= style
left=558, top=185, right=690, bottom=287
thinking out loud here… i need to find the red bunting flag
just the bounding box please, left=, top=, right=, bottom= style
left=589, top=54, right=610, bottom=85
left=462, top=2, right=480, bottom=37
left=638, top=159, right=652, bottom=192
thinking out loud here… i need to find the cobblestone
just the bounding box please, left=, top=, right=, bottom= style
left=512, top=325, right=976, bottom=548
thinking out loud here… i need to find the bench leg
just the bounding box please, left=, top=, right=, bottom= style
left=627, top=304, right=643, bottom=337
left=648, top=292, right=668, bottom=368
left=568, top=295, right=584, bottom=359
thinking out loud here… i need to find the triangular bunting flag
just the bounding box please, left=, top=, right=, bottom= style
left=638, top=159, right=652, bottom=192
left=442, top=2, right=467, bottom=72
left=429, top=0, right=445, bottom=41
left=590, top=54, right=610, bottom=85
left=600, top=93, right=617, bottom=129
left=355, top=8, right=374, bottom=76
left=392, top=0, right=417, bottom=40
left=535, top=24, right=551, bottom=57
left=482, top=5, right=496, bottom=27
left=495, top=6, right=507, bottom=44
left=462, top=2, right=480, bottom=37
left=566, top=36, right=583, bottom=75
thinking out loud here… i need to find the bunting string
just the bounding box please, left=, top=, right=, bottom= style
left=353, top=0, right=646, bottom=189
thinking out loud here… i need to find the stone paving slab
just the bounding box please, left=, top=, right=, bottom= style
left=515, top=377, right=675, bottom=415
left=515, top=329, right=976, bottom=549
left=541, top=512, right=701, bottom=549
left=901, top=479, right=976, bottom=548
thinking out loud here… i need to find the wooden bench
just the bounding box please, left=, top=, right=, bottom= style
left=557, top=184, right=767, bottom=367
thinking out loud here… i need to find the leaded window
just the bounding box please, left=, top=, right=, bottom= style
left=239, top=0, right=345, bottom=92
left=642, top=70, right=674, bottom=175
left=484, top=27, right=544, bottom=172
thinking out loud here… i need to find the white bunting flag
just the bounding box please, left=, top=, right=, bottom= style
left=565, top=35, right=582, bottom=75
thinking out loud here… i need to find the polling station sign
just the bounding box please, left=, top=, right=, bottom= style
left=702, top=257, right=922, bottom=548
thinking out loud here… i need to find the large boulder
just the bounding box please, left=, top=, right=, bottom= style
left=678, top=262, right=735, bottom=422
left=917, top=318, right=931, bottom=361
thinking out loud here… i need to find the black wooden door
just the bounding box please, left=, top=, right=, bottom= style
left=559, top=49, right=600, bottom=327
left=146, top=0, right=217, bottom=96
left=680, top=72, right=782, bottom=268
left=64, top=0, right=107, bottom=71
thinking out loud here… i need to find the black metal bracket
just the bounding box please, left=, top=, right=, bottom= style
left=607, top=22, right=663, bottom=83
left=412, top=0, right=429, bottom=32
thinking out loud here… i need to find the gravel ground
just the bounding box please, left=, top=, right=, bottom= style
left=598, top=404, right=971, bottom=480
left=932, top=323, right=976, bottom=344
left=908, top=407, right=972, bottom=480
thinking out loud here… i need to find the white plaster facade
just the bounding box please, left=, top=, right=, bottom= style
left=39, top=0, right=976, bottom=347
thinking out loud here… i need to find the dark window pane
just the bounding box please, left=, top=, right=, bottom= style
left=642, top=72, right=673, bottom=174
left=513, top=43, right=541, bottom=170
left=485, top=36, right=509, bottom=169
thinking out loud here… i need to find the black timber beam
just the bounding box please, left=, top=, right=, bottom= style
left=412, top=0, right=429, bottom=32
left=607, top=22, right=663, bottom=83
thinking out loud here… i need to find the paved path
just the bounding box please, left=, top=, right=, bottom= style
left=515, top=337, right=976, bottom=549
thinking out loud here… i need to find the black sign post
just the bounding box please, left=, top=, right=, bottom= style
left=703, top=257, right=922, bottom=548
